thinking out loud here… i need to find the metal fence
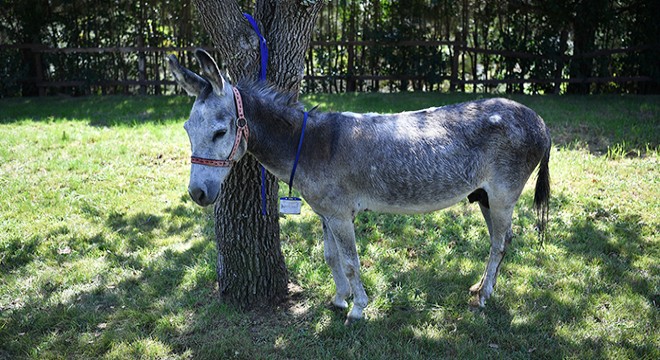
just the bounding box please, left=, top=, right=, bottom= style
left=1, top=42, right=656, bottom=96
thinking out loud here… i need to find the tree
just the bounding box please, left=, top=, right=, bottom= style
left=567, top=0, right=611, bottom=94
left=6, top=0, right=50, bottom=96
left=190, top=0, right=324, bottom=308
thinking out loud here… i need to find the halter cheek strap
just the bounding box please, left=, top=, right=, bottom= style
left=190, top=87, right=249, bottom=167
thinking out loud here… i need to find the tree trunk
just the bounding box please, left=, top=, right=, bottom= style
left=16, top=0, right=49, bottom=96
left=345, top=0, right=357, bottom=92
left=553, top=29, right=569, bottom=94
left=192, top=0, right=324, bottom=308
left=567, top=0, right=606, bottom=94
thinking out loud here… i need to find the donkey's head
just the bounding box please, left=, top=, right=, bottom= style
left=167, top=49, right=249, bottom=206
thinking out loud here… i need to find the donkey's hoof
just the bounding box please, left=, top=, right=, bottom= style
left=469, top=294, right=486, bottom=309
left=344, top=316, right=364, bottom=326
left=326, top=301, right=348, bottom=315
left=331, top=298, right=349, bottom=310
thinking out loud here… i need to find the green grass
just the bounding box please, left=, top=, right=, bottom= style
left=0, top=93, right=658, bottom=359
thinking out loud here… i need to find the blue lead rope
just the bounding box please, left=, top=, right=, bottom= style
left=243, top=13, right=268, bottom=83
left=288, top=111, right=308, bottom=197
left=243, top=13, right=269, bottom=215
left=243, top=13, right=308, bottom=211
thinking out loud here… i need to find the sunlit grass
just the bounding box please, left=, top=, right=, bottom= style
left=0, top=94, right=658, bottom=359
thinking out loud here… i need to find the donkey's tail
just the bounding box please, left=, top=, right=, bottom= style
left=534, top=137, right=551, bottom=244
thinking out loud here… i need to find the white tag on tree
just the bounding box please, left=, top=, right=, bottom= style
left=279, top=197, right=302, bottom=215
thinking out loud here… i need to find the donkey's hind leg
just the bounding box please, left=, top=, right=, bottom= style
left=470, top=199, right=515, bottom=307
left=322, top=218, right=351, bottom=310
left=469, top=203, right=493, bottom=294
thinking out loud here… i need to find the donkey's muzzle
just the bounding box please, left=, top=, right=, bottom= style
left=189, top=187, right=206, bottom=206
left=188, top=184, right=217, bottom=207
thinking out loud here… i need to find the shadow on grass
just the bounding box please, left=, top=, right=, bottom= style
left=0, top=96, right=193, bottom=126
left=0, top=195, right=226, bottom=358
left=1, top=185, right=657, bottom=358
left=0, top=235, right=45, bottom=273
left=0, top=225, right=77, bottom=274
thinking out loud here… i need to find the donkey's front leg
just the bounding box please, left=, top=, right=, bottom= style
left=325, top=216, right=368, bottom=324
left=321, top=218, right=351, bottom=310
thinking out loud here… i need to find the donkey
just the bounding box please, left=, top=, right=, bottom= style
left=167, top=49, right=551, bottom=324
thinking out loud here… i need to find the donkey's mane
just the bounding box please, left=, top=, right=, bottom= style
left=238, top=80, right=305, bottom=111
left=236, top=80, right=311, bottom=129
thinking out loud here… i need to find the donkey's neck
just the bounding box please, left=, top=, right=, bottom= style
left=240, top=87, right=304, bottom=182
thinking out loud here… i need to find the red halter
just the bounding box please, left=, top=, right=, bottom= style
left=190, top=87, right=249, bottom=167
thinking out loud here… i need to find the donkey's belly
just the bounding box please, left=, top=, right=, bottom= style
left=359, top=190, right=472, bottom=215
left=353, top=163, right=480, bottom=215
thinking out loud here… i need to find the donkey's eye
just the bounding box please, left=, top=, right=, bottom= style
left=212, top=129, right=227, bottom=142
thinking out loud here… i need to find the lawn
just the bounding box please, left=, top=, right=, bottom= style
left=0, top=93, right=658, bottom=359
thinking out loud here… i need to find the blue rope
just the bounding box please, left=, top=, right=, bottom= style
left=243, top=13, right=268, bottom=82
left=243, top=13, right=269, bottom=215
left=288, top=111, right=308, bottom=198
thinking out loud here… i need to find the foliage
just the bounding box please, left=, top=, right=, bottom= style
left=0, top=0, right=216, bottom=96
left=305, top=0, right=660, bottom=94
left=1, top=0, right=658, bottom=96
left=0, top=93, right=658, bottom=358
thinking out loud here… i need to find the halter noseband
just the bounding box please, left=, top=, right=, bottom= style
left=190, top=87, right=249, bottom=167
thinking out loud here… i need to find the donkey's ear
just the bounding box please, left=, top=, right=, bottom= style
left=194, top=49, right=227, bottom=96
left=166, top=54, right=208, bottom=97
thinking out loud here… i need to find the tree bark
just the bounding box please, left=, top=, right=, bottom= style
left=192, top=0, right=323, bottom=308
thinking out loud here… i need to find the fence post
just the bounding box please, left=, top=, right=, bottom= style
left=346, top=41, right=356, bottom=92
left=450, top=42, right=459, bottom=92
left=35, top=51, right=45, bottom=96
left=137, top=36, right=147, bottom=95
left=346, top=0, right=357, bottom=92
left=20, top=45, right=42, bottom=96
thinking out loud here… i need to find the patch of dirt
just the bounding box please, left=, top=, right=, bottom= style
left=244, top=282, right=320, bottom=345
left=551, top=122, right=610, bottom=155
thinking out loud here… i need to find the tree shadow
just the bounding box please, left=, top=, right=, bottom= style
left=1, top=234, right=44, bottom=273
left=521, top=94, right=660, bottom=158
left=0, top=96, right=193, bottom=127
left=0, top=194, right=221, bottom=358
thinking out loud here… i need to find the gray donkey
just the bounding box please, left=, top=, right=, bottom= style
left=167, top=49, right=551, bottom=324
